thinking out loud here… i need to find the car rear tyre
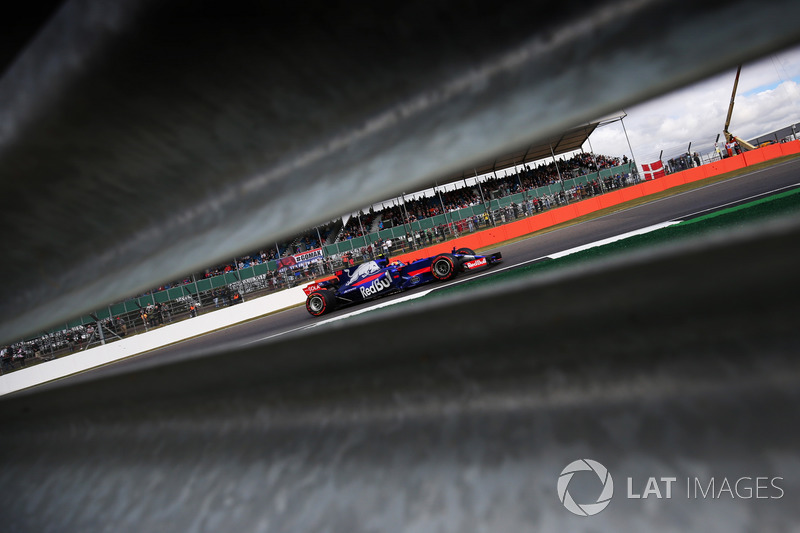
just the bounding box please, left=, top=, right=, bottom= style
left=431, top=254, right=457, bottom=281
left=306, top=290, right=336, bottom=316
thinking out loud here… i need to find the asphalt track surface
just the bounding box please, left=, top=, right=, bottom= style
left=69, top=157, right=800, bottom=382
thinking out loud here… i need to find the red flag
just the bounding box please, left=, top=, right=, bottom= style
left=642, top=160, right=665, bottom=180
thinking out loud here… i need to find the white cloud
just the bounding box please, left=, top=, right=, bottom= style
left=587, top=44, right=800, bottom=164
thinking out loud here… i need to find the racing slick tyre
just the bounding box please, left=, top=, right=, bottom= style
left=431, top=253, right=457, bottom=281
left=455, top=247, right=476, bottom=256
left=306, top=290, right=336, bottom=317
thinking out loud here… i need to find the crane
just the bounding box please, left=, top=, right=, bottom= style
left=723, top=65, right=756, bottom=152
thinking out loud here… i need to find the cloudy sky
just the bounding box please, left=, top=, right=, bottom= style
left=587, top=43, right=800, bottom=165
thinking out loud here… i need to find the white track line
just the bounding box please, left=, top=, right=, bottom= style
left=247, top=222, right=678, bottom=344
left=245, top=289, right=437, bottom=344
left=547, top=221, right=680, bottom=258
left=678, top=182, right=800, bottom=220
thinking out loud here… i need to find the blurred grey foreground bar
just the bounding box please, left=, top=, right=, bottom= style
left=1, top=213, right=799, bottom=532
left=1, top=0, right=800, bottom=341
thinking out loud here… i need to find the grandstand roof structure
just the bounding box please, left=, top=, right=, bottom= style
left=394, top=111, right=626, bottom=198
left=439, top=120, right=602, bottom=186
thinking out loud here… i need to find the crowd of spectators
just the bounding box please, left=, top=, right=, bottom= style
left=107, top=152, right=629, bottom=320
left=359, top=153, right=622, bottom=230
left=143, top=221, right=342, bottom=294
left=336, top=207, right=381, bottom=241
left=323, top=153, right=623, bottom=242
left=144, top=152, right=623, bottom=294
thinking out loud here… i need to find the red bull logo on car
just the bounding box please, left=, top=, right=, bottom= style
left=359, top=272, right=392, bottom=298
left=464, top=257, right=488, bottom=269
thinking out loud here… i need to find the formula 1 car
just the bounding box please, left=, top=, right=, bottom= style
left=303, top=247, right=502, bottom=316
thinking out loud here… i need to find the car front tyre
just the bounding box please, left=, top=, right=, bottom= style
left=431, top=254, right=457, bottom=281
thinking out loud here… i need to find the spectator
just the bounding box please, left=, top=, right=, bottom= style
left=1, top=346, right=13, bottom=372
left=115, top=317, right=127, bottom=337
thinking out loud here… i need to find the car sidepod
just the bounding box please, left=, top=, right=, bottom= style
left=339, top=269, right=398, bottom=302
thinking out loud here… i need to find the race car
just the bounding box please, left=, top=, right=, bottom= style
left=303, top=247, right=502, bottom=316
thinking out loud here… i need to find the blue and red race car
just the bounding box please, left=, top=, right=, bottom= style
left=303, top=247, right=502, bottom=316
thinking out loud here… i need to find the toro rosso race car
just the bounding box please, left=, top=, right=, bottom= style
left=303, top=247, right=502, bottom=316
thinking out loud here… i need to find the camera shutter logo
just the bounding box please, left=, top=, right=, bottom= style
left=557, top=459, right=614, bottom=516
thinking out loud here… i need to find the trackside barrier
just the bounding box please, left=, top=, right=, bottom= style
left=390, top=140, right=800, bottom=263
left=0, top=285, right=309, bottom=396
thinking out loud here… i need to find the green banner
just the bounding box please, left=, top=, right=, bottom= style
left=239, top=266, right=256, bottom=280
left=153, top=291, right=169, bottom=304
left=418, top=217, right=434, bottom=230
